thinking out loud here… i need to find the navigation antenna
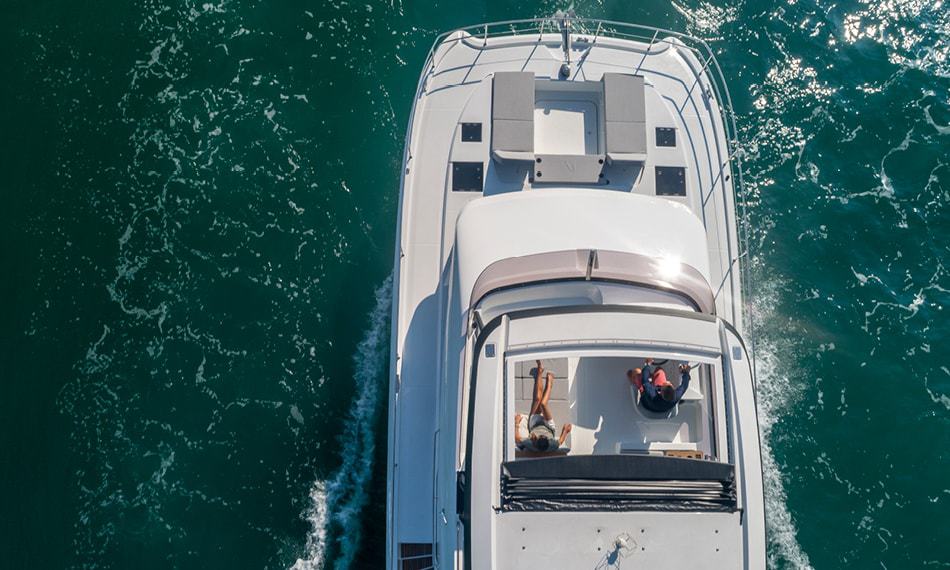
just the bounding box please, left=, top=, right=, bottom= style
left=555, top=10, right=576, bottom=78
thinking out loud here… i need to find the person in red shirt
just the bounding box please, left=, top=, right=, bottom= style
left=626, top=357, right=672, bottom=392
left=627, top=358, right=692, bottom=413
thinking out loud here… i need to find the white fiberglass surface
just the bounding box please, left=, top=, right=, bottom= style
left=506, top=354, right=718, bottom=460
left=533, top=99, right=599, bottom=155
left=454, top=190, right=712, bottom=306
left=475, top=281, right=695, bottom=325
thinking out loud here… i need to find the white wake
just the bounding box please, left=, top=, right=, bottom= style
left=292, top=276, right=392, bottom=570
left=751, top=281, right=814, bottom=569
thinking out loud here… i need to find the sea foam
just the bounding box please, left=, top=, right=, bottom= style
left=750, top=280, right=814, bottom=570
left=293, top=276, right=392, bottom=570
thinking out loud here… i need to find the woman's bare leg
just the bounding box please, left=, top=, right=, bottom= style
left=539, top=372, right=555, bottom=420
left=541, top=372, right=554, bottom=404
left=530, top=364, right=544, bottom=416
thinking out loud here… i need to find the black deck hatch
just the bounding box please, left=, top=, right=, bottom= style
left=452, top=162, right=484, bottom=192
left=655, top=166, right=687, bottom=196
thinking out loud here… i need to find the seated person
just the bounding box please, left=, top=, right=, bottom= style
left=626, top=358, right=692, bottom=413
left=515, top=360, right=572, bottom=453
left=628, top=362, right=672, bottom=392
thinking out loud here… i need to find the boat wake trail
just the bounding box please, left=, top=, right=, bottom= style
left=293, top=276, right=393, bottom=570
left=750, top=282, right=813, bottom=570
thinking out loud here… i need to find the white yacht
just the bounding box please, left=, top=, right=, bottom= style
left=387, top=14, right=764, bottom=569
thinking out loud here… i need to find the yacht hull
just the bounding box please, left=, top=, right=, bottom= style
left=387, top=16, right=764, bottom=569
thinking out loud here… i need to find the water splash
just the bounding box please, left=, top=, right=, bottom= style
left=292, top=480, right=329, bottom=570
left=746, top=276, right=814, bottom=570
left=671, top=0, right=738, bottom=37
left=840, top=0, right=949, bottom=77
left=755, top=350, right=814, bottom=568
left=292, top=276, right=392, bottom=570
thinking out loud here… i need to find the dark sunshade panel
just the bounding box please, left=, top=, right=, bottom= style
left=503, top=454, right=734, bottom=481
left=501, top=455, right=737, bottom=513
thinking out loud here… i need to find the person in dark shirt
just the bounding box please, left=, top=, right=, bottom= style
left=626, top=358, right=692, bottom=413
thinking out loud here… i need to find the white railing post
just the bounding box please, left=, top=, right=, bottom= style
left=634, top=30, right=659, bottom=74
left=680, top=52, right=715, bottom=112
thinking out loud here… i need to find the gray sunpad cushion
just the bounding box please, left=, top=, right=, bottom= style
left=603, top=73, right=647, bottom=156
left=492, top=71, right=535, bottom=155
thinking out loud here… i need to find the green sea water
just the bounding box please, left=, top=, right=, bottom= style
left=1, top=0, right=947, bottom=568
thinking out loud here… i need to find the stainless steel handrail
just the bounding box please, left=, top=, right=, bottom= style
left=401, top=15, right=757, bottom=368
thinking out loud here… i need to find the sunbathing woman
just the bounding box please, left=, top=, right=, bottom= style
left=515, top=360, right=572, bottom=452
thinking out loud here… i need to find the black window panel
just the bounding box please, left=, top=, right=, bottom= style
left=655, top=166, right=686, bottom=196
left=399, top=543, right=433, bottom=558
left=461, top=122, right=482, bottom=142
left=452, top=162, right=483, bottom=192
left=656, top=127, right=676, bottom=147
left=399, top=543, right=434, bottom=570
left=401, top=558, right=434, bottom=570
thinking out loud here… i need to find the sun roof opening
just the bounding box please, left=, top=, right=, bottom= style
left=505, top=355, right=720, bottom=462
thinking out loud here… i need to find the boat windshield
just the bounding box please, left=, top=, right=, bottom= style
left=504, top=355, right=721, bottom=462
